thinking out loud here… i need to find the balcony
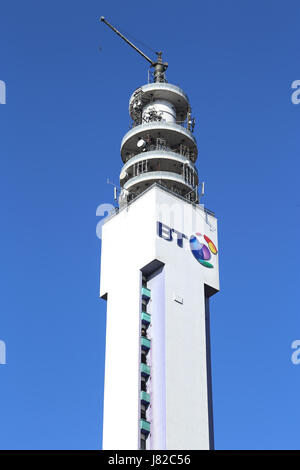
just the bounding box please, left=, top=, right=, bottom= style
left=129, top=83, right=190, bottom=121
left=122, top=142, right=197, bottom=166
left=120, top=151, right=198, bottom=192
left=123, top=171, right=197, bottom=198
left=122, top=149, right=197, bottom=174
left=121, top=122, right=197, bottom=163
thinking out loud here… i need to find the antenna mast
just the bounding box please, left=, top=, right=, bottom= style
left=100, top=16, right=168, bottom=82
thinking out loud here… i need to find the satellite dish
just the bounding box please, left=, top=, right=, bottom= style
left=137, top=138, right=146, bottom=148
left=120, top=169, right=127, bottom=180
left=120, top=189, right=129, bottom=200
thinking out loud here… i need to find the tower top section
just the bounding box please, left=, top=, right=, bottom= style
left=100, top=16, right=168, bottom=83
left=100, top=17, right=199, bottom=206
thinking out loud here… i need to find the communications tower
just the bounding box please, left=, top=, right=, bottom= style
left=99, top=18, right=220, bottom=450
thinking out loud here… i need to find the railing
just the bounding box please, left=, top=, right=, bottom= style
left=124, top=142, right=196, bottom=163
left=130, top=116, right=190, bottom=130
left=104, top=182, right=216, bottom=225
left=123, top=163, right=198, bottom=188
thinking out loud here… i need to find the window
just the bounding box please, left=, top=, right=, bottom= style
left=141, top=379, right=147, bottom=392
left=141, top=327, right=147, bottom=337
left=141, top=407, right=146, bottom=419
left=141, top=273, right=150, bottom=449
left=141, top=351, right=147, bottom=364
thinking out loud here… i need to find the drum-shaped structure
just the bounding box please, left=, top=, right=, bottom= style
left=119, top=82, right=199, bottom=205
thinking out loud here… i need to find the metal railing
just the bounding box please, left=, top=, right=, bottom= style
left=124, top=142, right=196, bottom=163
left=130, top=116, right=189, bottom=130
left=122, top=161, right=198, bottom=188
left=103, top=182, right=207, bottom=225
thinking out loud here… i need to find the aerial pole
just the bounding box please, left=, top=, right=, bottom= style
left=100, top=16, right=168, bottom=82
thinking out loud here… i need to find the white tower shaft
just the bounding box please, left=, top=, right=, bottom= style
left=98, top=25, right=220, bottom=447
left=100, top=186, right=219, bottom=450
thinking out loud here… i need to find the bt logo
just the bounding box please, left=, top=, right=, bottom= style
left=190, top=232, right=218, bottom=268
left=157, top=222, right=218, bottom=268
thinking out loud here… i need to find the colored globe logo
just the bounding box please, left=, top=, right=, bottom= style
left=189, top=233, right=218, bottom=268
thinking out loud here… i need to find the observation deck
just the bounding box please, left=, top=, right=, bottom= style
left=119, top=81, right=199, bottom=205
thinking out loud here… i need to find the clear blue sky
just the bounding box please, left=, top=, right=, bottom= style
left=0, top=0, right=299, bottom=450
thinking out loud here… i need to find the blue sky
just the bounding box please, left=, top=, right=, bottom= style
left=0, top=0, right=299, bottom=450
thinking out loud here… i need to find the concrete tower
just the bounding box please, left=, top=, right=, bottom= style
left=100, top=18, right=219, bottom=450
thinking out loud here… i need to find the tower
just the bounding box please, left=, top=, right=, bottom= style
left=100, top=18, right=219, bottom=450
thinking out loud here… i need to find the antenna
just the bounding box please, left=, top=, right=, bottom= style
left=100, top=16, right=168, bottom=82
left=200, top=182, right=205, bottom=198
left=107, top=178, right=119, bottom=205
left=185, top=187, right=198, bottom=202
